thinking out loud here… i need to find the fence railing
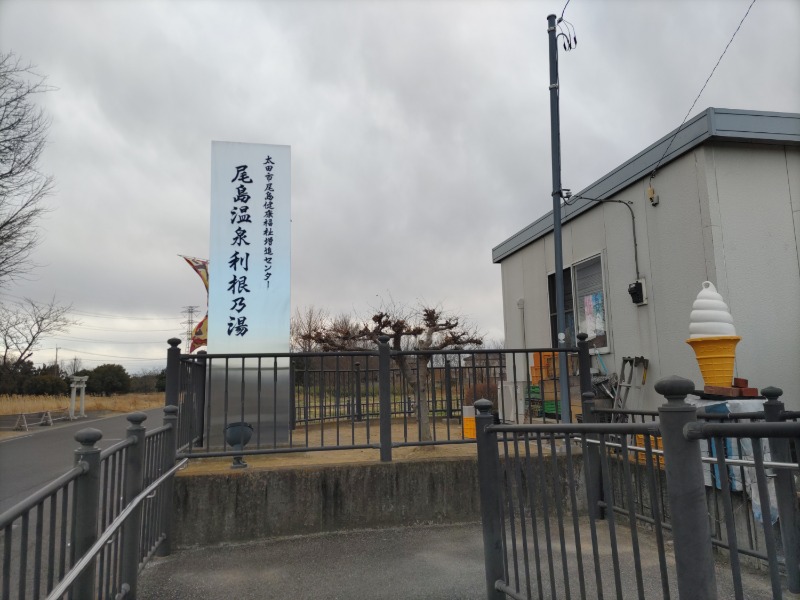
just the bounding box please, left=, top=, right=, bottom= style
left=589, top=386, right=800, bottom=566
left=476, top=376, right=800, bottom=600
left=166, top=334, right=595, bottom=462
left=0, top=406, right=179, bottom=599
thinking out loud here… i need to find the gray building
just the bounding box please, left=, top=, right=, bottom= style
left=492, top=108, right=800, bottom=410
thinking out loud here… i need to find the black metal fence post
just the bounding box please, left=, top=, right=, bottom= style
left=72, top=428, right=103, bottom=600
left=354, top=363, right=363, bottom=422
left=377, top=336, right=392, bottom=462
left=165, top=338, right=181, bottom=408
left=475, top=399, right=504, bottom=600
left=444, top=361, right=453, bottom=420
left=762, top=385, right=800, bottom=592
left=581, top=391, right=604, bottom=520
left=289, top=359, right=297, bottom=430
left=577, top=332, right=592, bottom=401
left=656, top=375, right=718, bottom=599
left=121, top=413, right=147, bottom=599
left=194, top=351, right=207, bottom=446
left=157, top=406, right=179, bottom=558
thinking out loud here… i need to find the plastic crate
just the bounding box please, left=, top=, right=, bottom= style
left=632, top=434, right=664, bottom=469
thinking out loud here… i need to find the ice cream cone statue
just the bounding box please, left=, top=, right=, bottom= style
left=686, top=281, right=740, bottom=387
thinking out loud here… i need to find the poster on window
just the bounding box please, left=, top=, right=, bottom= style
left=581, top=292, right=605, bottom=342
left=208, top=141, right=291, bottom=353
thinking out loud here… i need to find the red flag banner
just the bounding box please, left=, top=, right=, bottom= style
left=190, top=315, right=208, bottom=353
left=181, top=255, right=209, bottom=291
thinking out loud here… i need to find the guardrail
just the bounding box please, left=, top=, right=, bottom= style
left=476, top=377, right=800, bottom=600
left=0, top=406, right=179, bottom=600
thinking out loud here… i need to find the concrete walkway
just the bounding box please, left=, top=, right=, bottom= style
left=139, top=519, right=780, bottom=600
left=139, top=522, right=488, bottom=600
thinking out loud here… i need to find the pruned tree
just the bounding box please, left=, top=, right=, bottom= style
left=0, top=297, right=74, bottom=371
left=306, top=303, right=483, bottom=441
left=0, top=52, right=54, bottom=287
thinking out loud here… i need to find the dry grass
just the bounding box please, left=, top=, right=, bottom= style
left=0, top=393, right=165, bottom=415
left=180, top=443, right=480, bottom=476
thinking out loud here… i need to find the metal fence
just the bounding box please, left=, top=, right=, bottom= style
left=0, top=407, right=180, bottom=599
left=476, top=376, right=800, bottom=600
left=167, top=335, right=594, bottom=462
left=592, top=387, right=800, bottom=569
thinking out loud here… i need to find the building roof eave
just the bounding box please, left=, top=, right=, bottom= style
left=492, top=108, right=800, bottom=264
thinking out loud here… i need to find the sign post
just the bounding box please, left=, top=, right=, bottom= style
left=208, top=142, right=291, bottom=446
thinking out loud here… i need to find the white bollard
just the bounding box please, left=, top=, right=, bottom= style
left=69, top=383, right=77, bottom=420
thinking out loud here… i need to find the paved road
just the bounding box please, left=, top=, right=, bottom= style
left=0, top=408, right=164, bottom=514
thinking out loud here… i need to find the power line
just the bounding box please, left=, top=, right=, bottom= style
left=71, top=324, right=180, bottom=333
left=70, top=309, right=178, bottom=321
left=0, top=291, right=179, bottom=321
left=650, top=0, right=758, bottom=181
left=58, top=357, right=165, bottom=365
left=560, top=0, right=571, bottom=20
left=50, top=336, right=169, bottom=344
left=56, top=347, right=165, bottom=361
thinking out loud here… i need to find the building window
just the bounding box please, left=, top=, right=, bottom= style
left=547, top=255, right=609, bottom=350
left=547, top=268, right=574, bottom=347
left=574, top=255, right=608, bottom=350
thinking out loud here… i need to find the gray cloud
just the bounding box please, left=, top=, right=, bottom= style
left=0, top=0, right=797, bottom=371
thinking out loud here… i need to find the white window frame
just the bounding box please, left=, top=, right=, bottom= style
left=547, top=253, right=612, bottom=353
left=573, top=253, right=611, bottom=354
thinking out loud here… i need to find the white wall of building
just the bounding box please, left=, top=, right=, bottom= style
left=702, top=143, right=800, bottom=407
left=500, top=142, right=800, bottom=410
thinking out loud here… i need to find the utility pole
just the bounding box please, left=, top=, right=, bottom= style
left=181, top=306, right=199, bottom=350
left=547, top=13, right=571, bottom=423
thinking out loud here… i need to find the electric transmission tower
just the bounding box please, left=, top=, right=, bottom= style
left=181, top=306, right=200, bottom=350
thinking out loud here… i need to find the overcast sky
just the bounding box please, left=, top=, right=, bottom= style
left=0, top=0, right=798, bottom=373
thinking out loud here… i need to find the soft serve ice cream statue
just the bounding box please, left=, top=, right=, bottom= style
left=686, top=281, right=740, bottom=387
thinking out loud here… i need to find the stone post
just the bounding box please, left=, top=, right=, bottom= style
left=656, top=375, right=717, bottom=599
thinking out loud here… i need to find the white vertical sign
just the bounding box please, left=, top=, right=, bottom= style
left=209, top=142, right=291, bottom=353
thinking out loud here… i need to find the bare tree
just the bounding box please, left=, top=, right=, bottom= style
left=483, top=338, right=505, bottom=350
left=0, top=52, right=54, bottom=287
left=290, top=305, right=329, bottom=352
left=306, top=302, right=483, bottom=441
left=61, top=355, right=82, bottom=376
left=0, top=297, right=74, bottom=371
left=130, top=367, right=163, bottom=393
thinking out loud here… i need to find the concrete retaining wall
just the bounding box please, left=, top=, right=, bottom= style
left=172, top=454, right=584, bottom=547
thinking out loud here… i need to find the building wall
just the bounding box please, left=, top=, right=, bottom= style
left=701, top=143, right=800, bottom=408
left=500, top=142, right=799, bottom=410
left=638, top=148, right=713, bottom=404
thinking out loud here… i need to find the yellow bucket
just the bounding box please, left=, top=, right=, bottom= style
left=462, top=405, right=476, bottom=439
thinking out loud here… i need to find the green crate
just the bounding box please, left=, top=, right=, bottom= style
left=543, top=401, right=560, bottom=416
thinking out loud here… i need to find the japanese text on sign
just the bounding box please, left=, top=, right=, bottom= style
left=263, top=156, right=276, bottom=286
left=227, top=165, right=252, bottom=336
